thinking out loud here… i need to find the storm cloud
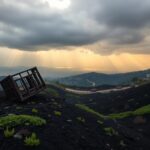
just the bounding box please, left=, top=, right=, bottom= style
left=0, top=0, right=150, bottom=54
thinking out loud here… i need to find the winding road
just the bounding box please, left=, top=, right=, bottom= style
left=65, top=86, right=132, bottom=95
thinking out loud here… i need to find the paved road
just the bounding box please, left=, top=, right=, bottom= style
left=65, top=86, right=131, bottom=95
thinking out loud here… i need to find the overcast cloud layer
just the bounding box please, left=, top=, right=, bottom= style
left=0, top=0, right=150, bottom=54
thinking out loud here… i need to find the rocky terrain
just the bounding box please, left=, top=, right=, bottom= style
left=0, top=83, right=150, bottom=150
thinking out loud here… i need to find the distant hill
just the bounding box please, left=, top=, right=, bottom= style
left=55, top=69, right=150, bottom=87
left=0, top=67, right=84, bottom=79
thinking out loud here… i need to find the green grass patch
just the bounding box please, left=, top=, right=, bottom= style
left=104, top=127, right=118, bottom=136
left=24, top=133, right=40, bottom=147
left=77, top=117, right=85, bottom=123
left=108, top=111, right=133, bottom=119
left=75, top=104, right=107, bottom=119
left=4, top=127, right=15, bottom=138
left=0, top=114, right=46, bottom=128
left=76, top=104, right=150, bottom=120
left=54, top=111, right=62, bottom=116
left=134, top=104, right=150, bottom=115
left=32, top=108, right=38, bottom=113
left=109, top=104, right=150, bottom=119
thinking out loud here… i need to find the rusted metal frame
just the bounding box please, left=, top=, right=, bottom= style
left=0, top=78, right=11, bottom=96
left=32, top=72, right=41, bottom=88
left=33, top=71, right=42, bottom=88
left=14, top=75, right=31, bottom=81
left=21, top=88, right=45, bottom=100
left=10, top=76, right=23, bottom=101
left=27, top=70, right=38, bottom=89
left=15, top=78, right=24, bottom=89
left=14, top=78, right=21, bottom=82
left=1, top=67, right=46, bottom=101
left=19, top=78, right=26, bottom=95
left=19, top=73, right=30, bottom=98
left=26, top=75, right=34, bottom=89
left=32, top=69, right=43, bottom=87
left=33, top=68, right=45, bottom=87
left=12, top=67, right=36, bottom=77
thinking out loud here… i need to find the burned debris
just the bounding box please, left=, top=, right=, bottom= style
left=0, top=67, right=46, bottom=101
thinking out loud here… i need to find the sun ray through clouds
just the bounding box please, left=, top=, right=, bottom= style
left=0, top=47, right=150, bottom=73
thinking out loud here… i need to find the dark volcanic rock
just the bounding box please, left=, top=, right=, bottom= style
left=0, top=83, right=150, bottom=150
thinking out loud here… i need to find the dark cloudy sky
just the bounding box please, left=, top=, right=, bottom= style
left=0, top=0, right=150, bottom=72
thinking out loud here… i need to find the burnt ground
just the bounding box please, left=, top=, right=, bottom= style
left=0, top=83, right=150, bottom=150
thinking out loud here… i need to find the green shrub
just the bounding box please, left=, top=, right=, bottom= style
left=4, top=127, right=15, bottom=138
left=54, top=111, right=62, bottom=116
left=24, top=133, right=40, bottom=146
left=104, top=127, right=118, bottom=136
left=0, top=114, right=46, bottom=128
left=32, top=108, right=38, bottom=113
left=77, top=117, right=85, bottom=123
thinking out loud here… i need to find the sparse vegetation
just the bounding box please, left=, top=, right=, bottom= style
left=109, top=104, right=150, bottom=119
left=0, top=114, right=46, bottom=128
left=31, top=101, right=36, bottom=104
left=77, top=117, right=85, bottom=123
left=75, top=104, right=106, bottom=119
left=104, top=127, right=118, bottom=136
left=0, top=72, right=150, bottom=149
left=131, top=77, right=150, bottom=85
left=4, top=127, right=15, bottom=138
left=97, top=120, right=104, bottom=125
left=53, top=102, right=59, bottom=106
left=120, top=140, right=126, bottom=147
left=109, top=111, right=133, bottom=119
left=32, top=108, right=38, bottom=113
left=76, top=104, right=150, bottom=120
left=16, top=106, right=22, bottom=110
left=54, top=111, right=62, bottom=116
left=24, top=133, right=40, bottom=146
left=134, top=104, right=150, bottom=115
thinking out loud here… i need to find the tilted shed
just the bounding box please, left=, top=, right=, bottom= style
left=0, top=67, right=46, bottom=101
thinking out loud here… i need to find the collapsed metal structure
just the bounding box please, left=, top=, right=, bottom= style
left=0, top=67, right=46, bottom=101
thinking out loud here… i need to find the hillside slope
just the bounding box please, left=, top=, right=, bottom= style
left=0, top=83, right=150, bottom=150
left=56, top=69, right=150, bottom=87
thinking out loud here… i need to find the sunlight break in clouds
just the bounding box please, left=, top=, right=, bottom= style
left=0, top=48, right=150, bottom=73
left=43, top=0, right=71, bottom=10
left=0, top=0, right=150, bottom=72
